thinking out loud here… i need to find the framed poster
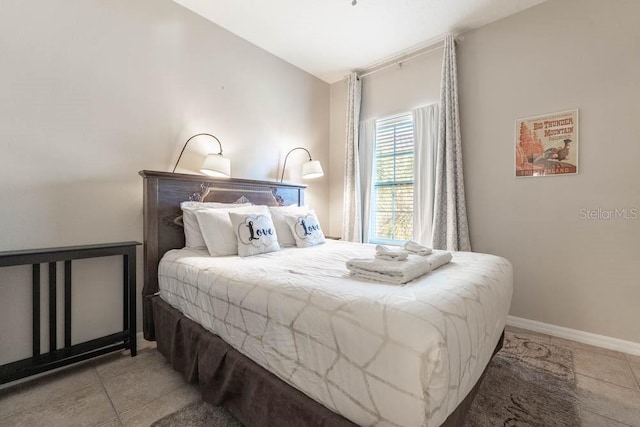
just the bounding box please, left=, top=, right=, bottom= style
left=515, top=109, right=579, bottom=177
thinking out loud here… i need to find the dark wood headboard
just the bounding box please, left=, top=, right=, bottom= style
left=139, top=170, right=306, bottom=340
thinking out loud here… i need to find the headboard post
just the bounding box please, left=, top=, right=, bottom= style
left=139, top=170, right=306, bottom=340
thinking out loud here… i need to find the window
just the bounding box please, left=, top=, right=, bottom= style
left=370, top=113, right=414, bottom=244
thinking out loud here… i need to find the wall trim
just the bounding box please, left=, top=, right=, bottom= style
left=507, top=316, right=640, bottom=356
left=137, top=331, right=146, bottom=346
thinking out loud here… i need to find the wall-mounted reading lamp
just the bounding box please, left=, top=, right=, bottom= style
left=280, top=147, right=324, bottom=183
left=172, top=133, right=231, bottom=178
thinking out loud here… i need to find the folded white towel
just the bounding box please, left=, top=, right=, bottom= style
left=347, top=251, right=452, bottom=285
left=375, top=245, right=409, bottom=261
left=404, top=240, right=433, bottom=256
left=376, top=253, right=408, bottom=261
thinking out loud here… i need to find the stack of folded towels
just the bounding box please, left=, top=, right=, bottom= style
left=346, top=241, right=452, bottom=285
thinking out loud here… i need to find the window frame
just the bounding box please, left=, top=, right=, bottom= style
left=368, top=111, right=415, bottom=246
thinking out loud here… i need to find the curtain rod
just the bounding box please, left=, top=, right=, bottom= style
left=354, top=34, right=463, bottom=79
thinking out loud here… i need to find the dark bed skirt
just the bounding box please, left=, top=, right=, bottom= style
left=152, top=295, right=504, bottom=427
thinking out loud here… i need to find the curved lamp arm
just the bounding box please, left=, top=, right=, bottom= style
left=280, top=147, right=312, bottom=182
left=172, top=133, right=223, bottom=173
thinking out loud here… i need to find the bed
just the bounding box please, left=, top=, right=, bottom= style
left=139, top=170, right=513, bottom=427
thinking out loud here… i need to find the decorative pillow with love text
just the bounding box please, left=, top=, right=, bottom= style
left=228, top=211, right=281, bottom=257
left=283, top=210, right=326, bottom=248
left=269, top=205, right=310, bottom=247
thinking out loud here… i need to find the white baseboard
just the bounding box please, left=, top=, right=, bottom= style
left=507, top=316, right=640, bottom=356
left=136, top=331, right=146, bottom=346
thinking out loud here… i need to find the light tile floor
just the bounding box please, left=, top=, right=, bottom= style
left=0, top=341, right=200, bottom=427
left=506, top=326, right=640, bottom=427
left=0, top=328, right=639, bottom=426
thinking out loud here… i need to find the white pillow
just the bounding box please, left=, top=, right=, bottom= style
left=195, top=205, right=265, bottom=256
left=181, top=201, right=252, bottom=249
left=269, top=205, right=310, bottom=247
left=283, top=210, right=326, bottom=248
left=229, top=210, right=280, bottom=257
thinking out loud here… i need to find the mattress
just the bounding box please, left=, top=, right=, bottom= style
left=158, top=240, right=513, bottom=427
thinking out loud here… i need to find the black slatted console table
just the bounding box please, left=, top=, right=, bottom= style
left=0, top=241, right=141, bottom=385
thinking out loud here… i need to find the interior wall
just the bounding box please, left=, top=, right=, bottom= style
left=360, top=53, right=442, bottom=122
left=458, top=0, right=640, bottom=343
left=328, top=52, right=442, bottom=236
left=328, top=0, right=640, bottom=344
left=0, top=0, right=329, bottom=365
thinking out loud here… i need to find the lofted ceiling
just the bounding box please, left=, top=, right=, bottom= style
left=172, top=0, right=547, bottom=83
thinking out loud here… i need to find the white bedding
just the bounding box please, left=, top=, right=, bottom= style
left=158, top=240, right=513, bottom=427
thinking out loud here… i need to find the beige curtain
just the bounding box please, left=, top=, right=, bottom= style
left=432, top=35, right=471, bottom=251
left=358, top=118, right=376, bottom=243
left=412, top=104, right=439, bottom=246
left=342, top=73, right=362, bottom=242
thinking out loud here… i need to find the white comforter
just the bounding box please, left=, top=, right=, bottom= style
left=158, top=241, right=513, bottom=427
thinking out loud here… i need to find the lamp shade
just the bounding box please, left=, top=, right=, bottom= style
left=173, top=133, right=231, bottom=178
left=200, top=154, right=231, bottom=178
left=302, top=160, right=324, bottom=179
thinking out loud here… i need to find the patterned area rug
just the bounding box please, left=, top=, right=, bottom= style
left=465, top=333, right=579, bottom=426
left=152, top=332, right=579, bottom=426
left=152, top=400, right=241, bottom=427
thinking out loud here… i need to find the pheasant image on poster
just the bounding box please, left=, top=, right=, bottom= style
left=543, top=139, right=571, bottom=161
